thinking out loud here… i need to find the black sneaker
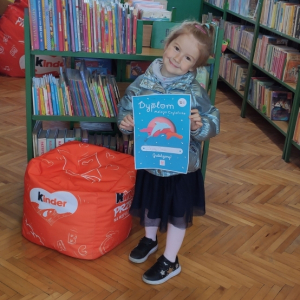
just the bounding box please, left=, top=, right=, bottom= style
left=142, top=255, right=181, bottom=285
left=129, top=236, right=158, bottom=263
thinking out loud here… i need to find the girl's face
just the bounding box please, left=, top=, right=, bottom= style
left=161, top=33, right=201, bottom=78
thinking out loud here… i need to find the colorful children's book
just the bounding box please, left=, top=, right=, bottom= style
left=132, top=94, right=191, bottom=174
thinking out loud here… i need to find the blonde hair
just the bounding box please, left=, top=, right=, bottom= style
left=164, top=21, right=215, bottom=68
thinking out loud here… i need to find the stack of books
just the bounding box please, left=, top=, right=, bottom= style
left=31, top=61, right=120, bottom=117
left=253, top=34, right=300, bottom=84
left=260, top=1, right=300, bottom=39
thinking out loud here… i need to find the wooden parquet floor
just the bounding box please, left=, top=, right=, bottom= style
left=0, top=76, right=300, bottom=300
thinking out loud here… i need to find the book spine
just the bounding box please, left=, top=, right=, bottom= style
left=29, top=0, right=39, bottom=50
left=105, top=8, right=110, bottom=53
left=49, top=78, right=58, bottom=115
left=67, top=0, right=75, bottom=52
left=61, top=0, right=69, bottom=51
left=86, top=0, right=92, bottom=52
left=52, top=0, right=59, bottom=50
left=71, top=0, right=78, bottom=51
left=99, top=81, right=110, bottom=117
left=36, top=0, right=45, bottom=50
left=79, top=70, right=96, bottom=116
left=44, top=0, right=52, bottom=50
left=132, top=9, right=137, bottom=54
left=77, top=81, right=90, bottom=116
left=79, top=0, right=85, bottom=51
left=65, top=0, right=71, bottom=51
left=114, top=3, right=119, bottom=54
left=56, top=0, right=64, bottom=51
left=96, top=1, right=101, bottom=52
left=45, top=77, right=53, bottom=115
left=101, top=5, right=106, bottom=53
left=111, top=5, right=117, bottom=54
left=41, top=0, right=47, bottom=49
left=118, top=4, right=123, bottom=54
left=126, top=14, right=130, bottom=54
left=103, top=82, right=114, bottom=117
left=75, top=0, right=81, bottom=51
left=83, top=0, right=88, bottom=52
left=48, top=0, right=55, bottom=50
left=122, top=7, right=126, bottom=53
left=108, top=7, right=114, bottom=53
left=129, top=7, right=133, bottom=54
left=89, top=0, right=94, bottom=52
left=72, top=80, right=83, bottom=116
left=93, top=0, right=97, bottom=53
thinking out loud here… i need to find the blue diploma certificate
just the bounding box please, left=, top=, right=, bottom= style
left=132, top=94, right=191, bottom=174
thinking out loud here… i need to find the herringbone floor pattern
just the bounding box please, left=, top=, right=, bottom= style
left=0, top=76, right=300, bottom=299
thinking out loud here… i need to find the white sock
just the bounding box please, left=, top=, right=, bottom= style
left=145, top=226, right=158, bottom=242
left=164, top=223, right=186, bottom=263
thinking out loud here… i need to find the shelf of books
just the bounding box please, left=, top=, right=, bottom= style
left=202, top=0, right=300, bottom=162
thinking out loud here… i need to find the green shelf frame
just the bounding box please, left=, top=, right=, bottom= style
left=203, top=0, right=300, bottom=162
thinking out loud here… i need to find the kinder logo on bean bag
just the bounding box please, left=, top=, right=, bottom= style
left=30, top=188, right=78, bottom=226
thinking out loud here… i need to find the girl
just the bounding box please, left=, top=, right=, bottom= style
left=117, top=21, right=220, bottom=285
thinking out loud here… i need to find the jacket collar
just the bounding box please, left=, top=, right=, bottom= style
left=140, top=58, right=196, bottom=93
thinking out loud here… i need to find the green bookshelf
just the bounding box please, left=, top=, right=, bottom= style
left=202, top=0, right=300, bottom=162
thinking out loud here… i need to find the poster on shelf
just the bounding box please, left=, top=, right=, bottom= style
left=132, top=94, right=191, bottom=174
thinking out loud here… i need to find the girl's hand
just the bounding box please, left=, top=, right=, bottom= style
left=120, top=114, right=134, bottom=131
left=189, top=109, right=203, bottom=131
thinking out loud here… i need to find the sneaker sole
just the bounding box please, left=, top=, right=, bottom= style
left=142, top=265, right=181, bottom=285
left=129, top=245, right=158, bottom=264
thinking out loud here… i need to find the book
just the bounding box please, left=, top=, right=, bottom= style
left=73, top=127, right=81, bottom=141
left=32, top=120, right=43, bottom=157
left=293, top=108, right=300, bottom=144
left=103, top=135, right=110, bottom=148
left=79, top=61, right=96, bottom=117
left=56, top=0, right=64, bottom=51
left=38, top=129, right=48, bottom=156
left=283, top=59, right=300, bottom=83
left=81, top=129, right=88, bottom=143
left=270, top=91, right=293, bottom=121
left=95, top=134, right=103, bottom=146
left=109, top=135, right=117, bottom=150
left=41, top=0, right=47, bottom=49
left=46, top=128, right=58, bottom=151
left=56, top=128, right=66, bottom=147
left=29, top=0, right=39, bottom=50
left=36, top=0, right=45, bottom=50
left=65, top=129, right=75, bottom=142
left=45, top=0, right=52, bottom=50
left=132, top=94, right=191, bottom=174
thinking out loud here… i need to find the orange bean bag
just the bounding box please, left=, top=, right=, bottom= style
left=22, top=141, right=136, bottom=259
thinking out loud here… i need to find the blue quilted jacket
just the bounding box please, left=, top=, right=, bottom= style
left=117, top=59, right=220, bottom=177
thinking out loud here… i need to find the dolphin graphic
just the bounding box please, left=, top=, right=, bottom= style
left=140, top=121, right=183, bottom=141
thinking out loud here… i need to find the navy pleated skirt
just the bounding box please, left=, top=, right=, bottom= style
left=129, top=169, right=205, bottom=233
